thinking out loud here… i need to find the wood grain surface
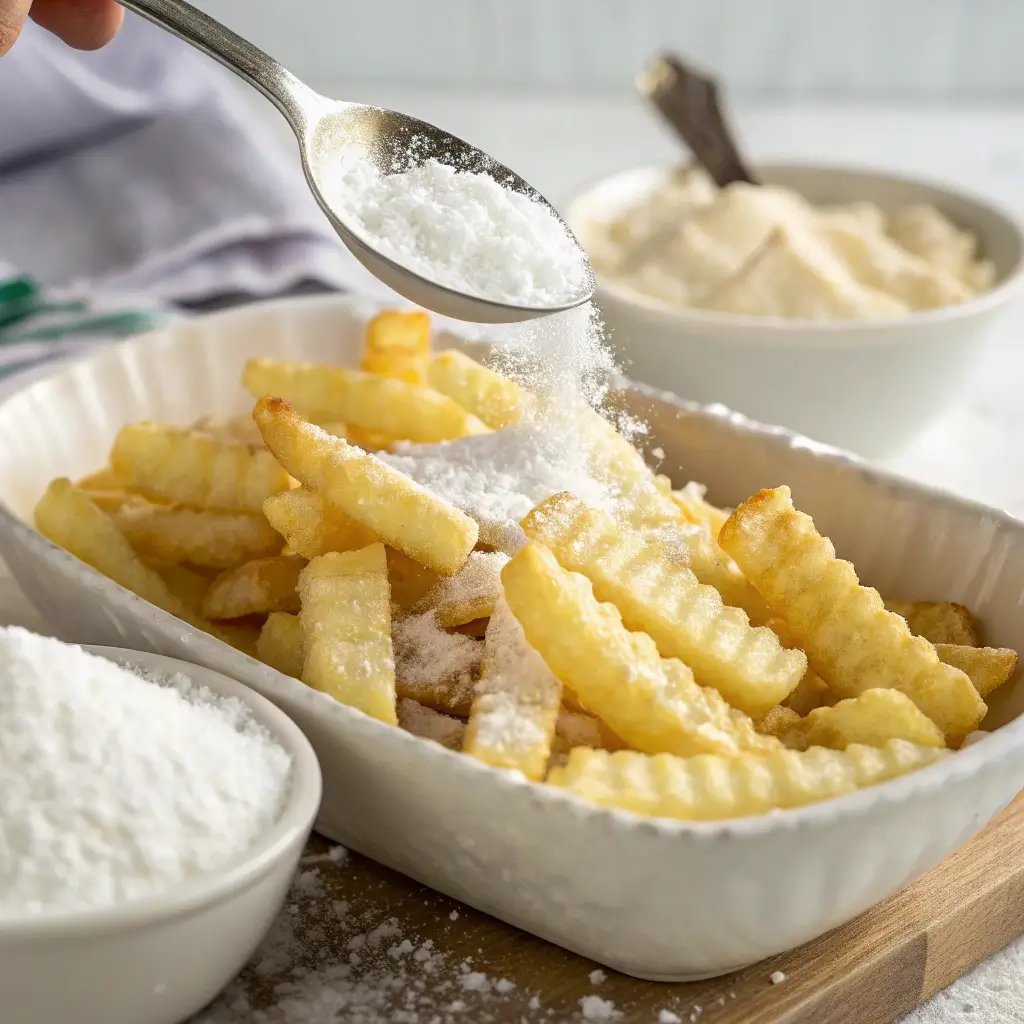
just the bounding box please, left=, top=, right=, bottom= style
left=221, top=793, right=1024, bottom=1024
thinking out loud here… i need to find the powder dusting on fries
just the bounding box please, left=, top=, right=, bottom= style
left=39, top=298, right=1018, bottom=827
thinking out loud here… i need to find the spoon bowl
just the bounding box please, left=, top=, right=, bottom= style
left=116, top=0, right=595, bottom=323
left=301, top=101, right=596, bottom=322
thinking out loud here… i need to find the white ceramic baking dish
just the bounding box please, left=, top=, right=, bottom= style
left=1, top=295, right=1023, bottom=982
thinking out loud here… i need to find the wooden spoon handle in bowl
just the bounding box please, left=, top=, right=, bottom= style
left=638, top=53, right=759, bottom=188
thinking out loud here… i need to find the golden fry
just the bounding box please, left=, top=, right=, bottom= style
left=521, top=493, right=804, bottom=719
left=935, top=644, right=1018, bottom=699
left=547, top=742, right=947, bottom=821
left=255, top=397, right=478, bottom=575
left=34, top=479, right=191, bottom=621
left=386, top=548, right=441, bottom=610
left=345, top=425, right=400, bottom=452
left=396, top=698, right=466, bottom=750
left=758, top=704, right=801, bottom=736
left=463, top=597, right=562, bottom=781
left=671, top=481, right=732, bottom=541
left=149, top=561, right=215, bottom=615
left=243, top=358, right=488, bottom=443
left=76, top=466, right=123, bottom=491
left=191, top=414, right=266, bottom=450
left=256, top=611, right=305, bottom=678
left=362, top=310, right=431, bottom=385
left=769, top=688, right=945, bottom=751
left=298, top=544, right=397, bottom=724
left=767, top=616, right=831, bottom=715
left=81, top=489, right=149, bottom=514
left=501, top=542, right=778, bottom=757
left=114, top=504, right=282, bottom=569
left=578, top=408, right=765, bottom=618
left=885, top=600, right=980, bottom=647
left=414, top=550, right=508, bottom=627
left=719, top=486, right=985, bottom=743
left=263, top=487, right=376, bottom=560
left=202, top=554, right=306, bottom=620
left=391, top=610, right=483, bottom=715
left=427, top=349, right=525, bottom=429
left=112, top=422, right=291, bottom=512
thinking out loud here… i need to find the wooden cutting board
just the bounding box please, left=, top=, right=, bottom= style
left=228, top=793, right=1024, bottom=1024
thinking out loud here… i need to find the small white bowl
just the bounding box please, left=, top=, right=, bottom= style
left=565, top=162, right=1024, bottom=458
left=0, top=646, right=322, bottom=1024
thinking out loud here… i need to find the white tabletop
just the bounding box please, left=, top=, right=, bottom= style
left=6, top=90, right=1024, bottom=1022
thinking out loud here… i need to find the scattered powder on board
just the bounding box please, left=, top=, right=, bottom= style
left=580, top=994, right=623, bottom=1020
left=193, top=860, right=658, bottom=1024
left=0, top=627, right=291, bottom=915
left=326, top=155, right=589, bottom=306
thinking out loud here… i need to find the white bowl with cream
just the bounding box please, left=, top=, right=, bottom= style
left=565, top=163, right=1024, bottom=458
left=0, top=647, right=322, bottom=1024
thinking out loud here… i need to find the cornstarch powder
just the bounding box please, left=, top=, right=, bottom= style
left=326, top=156, right=588, bottom=306
left=0, top=627, right=292, bottom=915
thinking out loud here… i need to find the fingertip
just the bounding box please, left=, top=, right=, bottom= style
left=29, top=0, right=124, bottom=51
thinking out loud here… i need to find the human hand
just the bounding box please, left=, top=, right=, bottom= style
left=1, top=0, right=123, bottom=56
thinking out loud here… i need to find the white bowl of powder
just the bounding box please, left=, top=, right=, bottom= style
left=0, top=631, right=322, bottom=1024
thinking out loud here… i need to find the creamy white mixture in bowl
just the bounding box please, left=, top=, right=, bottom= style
left=565, top=163, right=1024, bottom=457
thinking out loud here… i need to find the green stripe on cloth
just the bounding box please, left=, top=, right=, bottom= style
left=0, top=275, right=172, bottom=382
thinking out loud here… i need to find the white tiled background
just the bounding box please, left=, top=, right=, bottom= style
left=196, top=0, right=1021, bottom=98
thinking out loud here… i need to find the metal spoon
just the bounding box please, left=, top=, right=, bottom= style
left=116, top=0, right=595, bottom=324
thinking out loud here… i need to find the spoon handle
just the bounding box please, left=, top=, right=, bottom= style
left=116, top=0, right=317, bottom=127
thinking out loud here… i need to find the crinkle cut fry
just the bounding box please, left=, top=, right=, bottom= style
left=256, top=612, right=305, bottom=678
left=298, top=544, right=398, bottom=724
left=521, top=493, right=805, bottom=719
left=718, top=486, right=985, bottom=744
left=254, top=397, right=478, bottom=575
left=113, top=504, right=283, bottom=569
left=427, top=349, right=526, bottom=430
left=362, top=309, right=431, bottom=385
left=263, top=487, right=376, bottom=560
left=501, top=542, right=778, bottom=757
left=577, top=408, right=767, bottom=619
left=35, top=479, right=192, bottom=623
left=463, top=597, right=561, bottom=781
left=766, top=688, right=945, bottom=751
left=111, top=422, right=291, bottom=512
left=243, top=358, right=488, bottom=443
left=547, top=742, right=948, bottom=821
left=202, top=554, right=306, bottom=620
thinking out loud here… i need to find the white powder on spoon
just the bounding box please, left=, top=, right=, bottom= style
left=327, top=156, right=589, bottom=306
left=0, top=627, right=292, bottom=916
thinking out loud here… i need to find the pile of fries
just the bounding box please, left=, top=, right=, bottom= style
left=34, top=310, right=1019, bottom=822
